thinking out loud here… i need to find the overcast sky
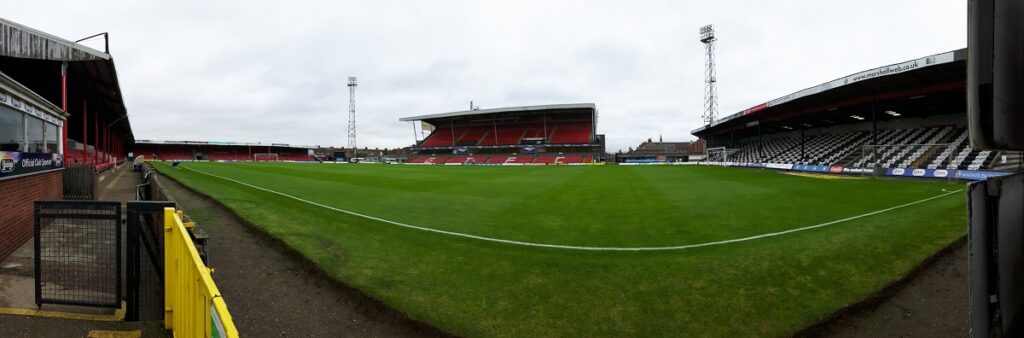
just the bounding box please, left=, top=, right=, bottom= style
left=6, top=1, right=965, bottom=152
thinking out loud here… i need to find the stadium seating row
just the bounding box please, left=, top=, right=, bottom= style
left=65, top=148, right=123, bottom=172
left=133, top=145, right=315, bottom=162
left=407, top=153, right=595, bottom=165
left=715, top=126, right=996, bottom=170
left=420, top=121, right=593, bottom=147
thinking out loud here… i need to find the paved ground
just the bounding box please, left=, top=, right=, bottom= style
left=815, top=240, right=968, bottom=337
left=0, top=315, right=164, bottom=338
left=153, top=170, right=447, bottom=337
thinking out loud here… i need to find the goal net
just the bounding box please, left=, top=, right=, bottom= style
left=705, top=146, right=738, bottom=163
left=856, top=143, right=958, bottom=181
left=253, top=153, right=279, bottom=162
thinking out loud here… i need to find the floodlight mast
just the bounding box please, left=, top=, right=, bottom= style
left=347, top=76, right=358, bottom=149
left=699, top=25, right=719, bottom=127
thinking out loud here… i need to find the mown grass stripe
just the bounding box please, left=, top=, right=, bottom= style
left=182, top=165, right=962, bottom=251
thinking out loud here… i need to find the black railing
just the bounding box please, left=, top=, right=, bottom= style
left=63, top=164, right=96, bottom=200
left=125, top=201, right=175, bottom=321
left=34, top=200, right=122, bottom=308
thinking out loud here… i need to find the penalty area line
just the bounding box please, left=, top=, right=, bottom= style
left=180, top=165, right=963, bottom=252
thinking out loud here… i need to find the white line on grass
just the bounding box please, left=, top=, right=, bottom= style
left=181, top=165, right=963, bottom=251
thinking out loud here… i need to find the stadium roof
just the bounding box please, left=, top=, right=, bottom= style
left=0, top=16, right=134, bottom=143
left=692, top=49, right=967, bottom=138
left=399, top=103, right=597, bottom=122
left=0, top=17, right=111, bottom=61
left=135, top=140, right=316, bottom=149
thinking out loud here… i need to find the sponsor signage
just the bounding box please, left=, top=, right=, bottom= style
left=953, top=170, right=1011, bottom=181
left=742, top=103, right=768, bottom=116
left=0, top=151, right=63, bottom=179
left=0, top=89, right=63, bottom=126
left=792, top=164, right=830, bottom=172
left=841, top=167, right=873, bottom=174
left=885, top=167, right=1004, bottom=180
left=699, top=161, right=1011, bottom=181
left=764, top=163, right=793, bottom=170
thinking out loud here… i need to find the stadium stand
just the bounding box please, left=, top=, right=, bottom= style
left=421, top=127, right=457, bottom=147
left=509, top=156, right=535, bottom=164
left=134, top=141, right=315, bottom=162
left=485, top=156, right=510, bottom=164
left=400, top=104, right=603, bottom=165
left=720, top=126, right=995, bottom=170
left=693, top=49, right=1018, bottom=173
left=550, top=121, right=593, bottom=144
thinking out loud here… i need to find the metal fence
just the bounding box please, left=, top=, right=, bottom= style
left=34, top=200, right=122, bottom=308
left=63, top=164, right=96, bottom=200
left=164, top=207, right=238, bottom=337
left=126, top=201, right=175, bottom=321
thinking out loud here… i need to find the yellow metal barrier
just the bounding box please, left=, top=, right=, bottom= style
left=164, top=208, right=239, bottom=338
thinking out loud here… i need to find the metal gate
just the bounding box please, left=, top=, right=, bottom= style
left=34, top=200, right=122, bottom=308
left=63, top=164, right=96, bottom=200
left=125, top=201, right=175, bottom=321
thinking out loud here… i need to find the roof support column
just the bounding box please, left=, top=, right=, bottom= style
left=93, top=111, right=98, bottom=165
left=758, top=123, right=763, bottom=162
left=82, top=100, right=87, bottom=163
left=872, top=99, right=878, bottom=168
left=61, top=62, right=68, bottom=155
left=410, top=122, right=418, bottom=144
left=543, top=113, right=547, bottom=141
left=102, top=123, right=107, bottom=163
left=800, top=127, right=806, bottom=164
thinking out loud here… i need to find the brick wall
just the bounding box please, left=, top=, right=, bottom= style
left=0, top=170, right=63, bottom=261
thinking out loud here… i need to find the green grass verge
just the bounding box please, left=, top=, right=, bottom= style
left=153, top=162, right=966, bottom=337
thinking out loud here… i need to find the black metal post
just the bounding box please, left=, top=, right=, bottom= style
left=33, top=203, right=41, bottom=308
left=758, top=124, right=763, bottom=161
left=126, top=205, right=139, bottom=321
left=800, top=127, right=806, bottom=163
left=872, top=100, right=878, bottom=169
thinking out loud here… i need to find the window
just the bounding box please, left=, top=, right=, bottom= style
left=26, top=116, right=44, bottom=153
left=45, top=122, right=58, bottom=153
left=0, top=106, right=23, bottom=151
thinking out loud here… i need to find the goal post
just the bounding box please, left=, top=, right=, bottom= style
left=857, top=143, right=955, bottom=180
left=705, top=146, right=738, bottom=163
left=253, top=153, right=279, bottom=162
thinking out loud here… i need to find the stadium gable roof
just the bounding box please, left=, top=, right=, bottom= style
left=0, top=17, right=134, bottom=143
left=399, top=103, right=596, bottom=122
left=692, top=49, right=967, bottom=137
left=0, top=17, right=110, bottom=61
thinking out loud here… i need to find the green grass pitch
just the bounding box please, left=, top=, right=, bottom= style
left=152, top=162, right=966, bottom=337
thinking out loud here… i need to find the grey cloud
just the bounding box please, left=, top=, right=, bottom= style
left=4, top=0, right=965, bottom=151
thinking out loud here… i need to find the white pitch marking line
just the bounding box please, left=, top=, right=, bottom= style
left=181, top=165, right=963, bottom=252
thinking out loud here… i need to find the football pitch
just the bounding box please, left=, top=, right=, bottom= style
left=152, top=162, right=966, bottom=337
